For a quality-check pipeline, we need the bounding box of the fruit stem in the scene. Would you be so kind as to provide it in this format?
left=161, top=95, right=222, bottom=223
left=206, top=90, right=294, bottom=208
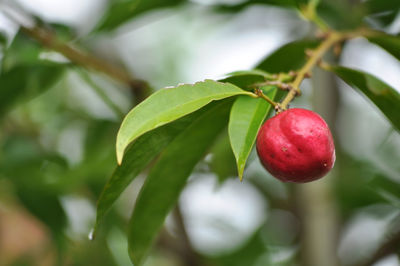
left=280, top=31, right=343, bottom=110
left=254, top=88, right=279, bottom=109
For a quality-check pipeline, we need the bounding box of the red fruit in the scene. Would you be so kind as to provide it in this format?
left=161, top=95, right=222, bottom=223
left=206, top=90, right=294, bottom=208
left=256, top=108, right=335, bottom=183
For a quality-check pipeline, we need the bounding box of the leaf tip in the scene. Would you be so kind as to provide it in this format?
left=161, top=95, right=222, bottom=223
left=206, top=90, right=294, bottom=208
left=238, top=165, right=244, bottom=182
left=116, top=148, right=124, bottom=165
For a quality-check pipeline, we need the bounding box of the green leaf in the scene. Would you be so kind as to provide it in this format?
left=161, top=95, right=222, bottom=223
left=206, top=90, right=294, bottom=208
left=226, top=69, right=275, bottom=80
left=94, top=105, right=211, bottom=235
left=256, top=40, right=319, bottom=73
left=214, top=0, right=300, bottom=12
left=317, top=0, right=364, bottom=30
left=0, top=31, right=66, bottom=116
left=128, top=100, right=232, bottom=266
left=0, top=135, right=68, bottom=241
left=116, top=79, right=252, bottom=164
left=0, top=64, right=65, bottom=115
left=329, top=66, right=400, bottom=132
left=209, top=129, right=237, bottom=184
left=368, top=34, right=400, bottom=62
left=363, top=0, right=400, bottom=26
left=229, top=87, right=278, bottom=181
left=221, top=69, right=280, bottom=91
left=0, top=31, right=7, bottom=49
left=2, top=32, right=42, bottom=70
left=364, top=0, right=400, bottom=14
left=95, top=0, right=185, bottom=32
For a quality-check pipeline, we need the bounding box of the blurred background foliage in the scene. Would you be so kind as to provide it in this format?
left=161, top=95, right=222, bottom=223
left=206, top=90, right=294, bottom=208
left=0, top=0, right=399, bottom=265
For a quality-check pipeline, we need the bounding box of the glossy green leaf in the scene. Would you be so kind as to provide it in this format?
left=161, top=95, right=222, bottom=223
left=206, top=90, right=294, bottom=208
left=128, top=100, right=232, bottom=266
left=229, top=87, right=278, bottom=181
left=329, top=66, right=400, bottom=132
left=95, top=0, right=185, bottom=32
left=368, top=34, right=400, bottom=62
left=116, top=79, right=252, bottom=164
left=94, top=106, right=210, bottom=235
left=256, top=40, right=319, bottom=73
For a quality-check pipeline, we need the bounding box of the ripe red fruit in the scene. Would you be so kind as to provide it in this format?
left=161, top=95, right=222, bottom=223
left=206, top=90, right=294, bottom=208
left=256, top=108, right=335, bottom=183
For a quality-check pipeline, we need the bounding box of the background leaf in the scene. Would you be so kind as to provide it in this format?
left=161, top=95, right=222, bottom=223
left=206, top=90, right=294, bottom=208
left=256, top=40, right=319, bottom=73
left=209, top=131, right=237, bottom=184
left=0, top=31, right=65, bottom=116
left=0, top=135, right=68, bottom=252
left=364, top=0, right=400, bottom=26
left=0, top=64, right=65, bottom=115
left=229, top=87, right=278, bottom=181
left=95, top=0, right=186, bottom=32
left=221, top=69, right=278, bottom=90
left=364, top=0, right=400, bottom=13
left=317, top=0, right=364, bottom=30
left=329, top=66, right=400, bottom=132
left=367, top=34, right=400, bottom=62
left=128, top=100, right=232, bottom=266
left=214, top=0, right=301, bottom=13
left=116, top=79, right=251, bottom=163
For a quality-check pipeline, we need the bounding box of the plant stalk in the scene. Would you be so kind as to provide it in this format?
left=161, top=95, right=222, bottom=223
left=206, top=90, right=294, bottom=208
left=280, top=31, right=343, bottom=110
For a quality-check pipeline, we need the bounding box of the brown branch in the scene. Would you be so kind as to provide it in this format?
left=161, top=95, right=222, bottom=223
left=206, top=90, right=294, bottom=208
left=2, top=4, right=149, bottom=100
left=20, top=26, right=148, bottom=94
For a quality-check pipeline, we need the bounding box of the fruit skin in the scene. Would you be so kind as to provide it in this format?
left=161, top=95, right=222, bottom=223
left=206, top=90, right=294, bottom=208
left=256, top=108, right=335, bottom=183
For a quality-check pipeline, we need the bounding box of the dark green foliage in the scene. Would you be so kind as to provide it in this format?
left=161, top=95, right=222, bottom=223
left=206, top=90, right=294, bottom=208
left=95, top=0, right=186, bottom=32
left=256, top=40, right=319, bottom=72
left=368, top=34, right=400, bottom=62
left=330, top=66, right=400, bottom=132
left=0, top=32, right=65, bottom=116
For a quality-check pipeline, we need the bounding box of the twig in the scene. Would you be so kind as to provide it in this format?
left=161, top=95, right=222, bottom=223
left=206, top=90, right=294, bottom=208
left=75, top=68, right=125, bottom=119
left=254, top=88, right=280, bottom=110
left=280, top=31, right=343, bottom=110
left=1, top=7, right=148, bottom=96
